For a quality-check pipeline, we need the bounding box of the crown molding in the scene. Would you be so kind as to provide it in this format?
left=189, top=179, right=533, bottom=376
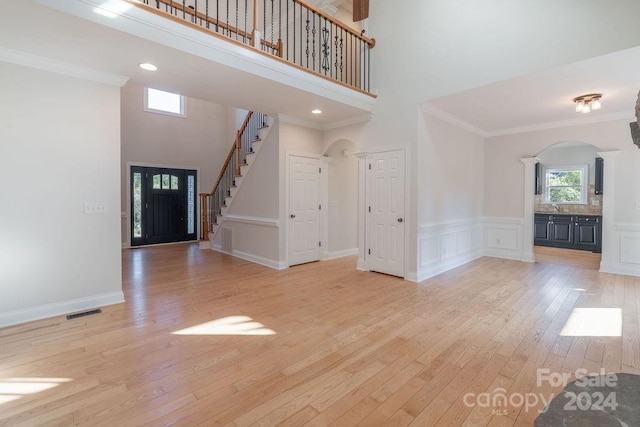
left=278, top=114, right=323, bottom=130
left=422, top=102, right=635, bottom=139
left=420, top=103, right=488, bottom=137
left=486, top=111, right=635, bottom=137
left=0, top=47, right=129, bottom=87
left=278, top=113, right=373, bottom=131
left=322, top=113, right=373, bottom=130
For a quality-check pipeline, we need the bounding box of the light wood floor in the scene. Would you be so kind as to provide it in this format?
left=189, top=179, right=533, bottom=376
left=1, top=244, right=638, bottom=426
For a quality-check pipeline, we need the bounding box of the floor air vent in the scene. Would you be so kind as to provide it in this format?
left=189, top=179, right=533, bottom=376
left=66, top=308, right=102, bottom=320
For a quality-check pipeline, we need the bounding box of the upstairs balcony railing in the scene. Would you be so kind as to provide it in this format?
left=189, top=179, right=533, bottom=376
left=133, top=0, right=375, bottom=94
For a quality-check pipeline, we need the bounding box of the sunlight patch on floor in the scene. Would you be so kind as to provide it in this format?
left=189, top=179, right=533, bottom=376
left=0, top=378, right=72, bottom=406
left=173, top=315, right=276, bottom=336
left=560, top=308, right=622, bottom=337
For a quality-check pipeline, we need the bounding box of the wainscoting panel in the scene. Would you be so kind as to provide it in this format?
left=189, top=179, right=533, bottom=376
left=484, top=217, right=525, bottom=261
left=417, top=219, right=484, bottom=282
left=601, top=223, right=640, bottom=277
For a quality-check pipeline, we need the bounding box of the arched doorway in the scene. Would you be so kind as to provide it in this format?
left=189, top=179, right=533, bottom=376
left=522, top=143, right=620, bottom=270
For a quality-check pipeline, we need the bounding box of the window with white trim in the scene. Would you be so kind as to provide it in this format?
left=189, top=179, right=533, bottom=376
left=543, top=165, right=588, bottom=204
left=144, top=87, right=186, bottom=117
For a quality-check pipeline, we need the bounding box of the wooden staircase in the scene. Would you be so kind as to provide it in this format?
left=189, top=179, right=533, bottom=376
left=199, top=111, right=272, bottom=248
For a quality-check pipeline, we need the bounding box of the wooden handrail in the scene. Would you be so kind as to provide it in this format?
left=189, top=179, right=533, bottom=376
left=201, top=111, right=256, bottom=240
left=145, top=0, right=280, bottom=51
left=210, top=141, right=237, bottom=196
left=209, top=111, right=254, bottom=195
left=127, top=0, right=374, bottom=93
left=293, top=0, right=376, bottom=48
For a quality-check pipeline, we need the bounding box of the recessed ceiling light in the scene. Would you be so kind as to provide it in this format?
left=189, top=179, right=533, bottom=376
left=138, top=62, right=158, bottom=71
left=312, top=109, right=322, bottom=114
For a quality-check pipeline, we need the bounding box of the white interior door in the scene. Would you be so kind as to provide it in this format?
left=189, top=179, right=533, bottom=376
left=368, top=150, right=405, bottom=277
left=289, top=155, right=321, bottom=266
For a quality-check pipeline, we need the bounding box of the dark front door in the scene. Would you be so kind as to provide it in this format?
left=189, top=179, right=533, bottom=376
left=131, top=166, right=197, bottom=246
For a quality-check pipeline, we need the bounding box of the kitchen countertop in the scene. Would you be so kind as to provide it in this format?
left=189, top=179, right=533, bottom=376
left=535, top=212, right=601, bottom=216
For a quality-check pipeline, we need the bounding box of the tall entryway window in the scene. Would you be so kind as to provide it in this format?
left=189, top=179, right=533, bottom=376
left=131, top=166, right=197, bottom=246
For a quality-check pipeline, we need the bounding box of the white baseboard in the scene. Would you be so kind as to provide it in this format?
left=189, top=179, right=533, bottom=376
left=483, top=248, right=526, bottom=262
left=417, top=252, right=483, bottom=282
left=600, top=261, right=640, bottom=277
left=0, top=291, right=125, bottom=329
left=325, top=248, right=359, bottom=260
left=405, top=271, right=419, bottom=283
left=212, top=245, right=287, bottom=270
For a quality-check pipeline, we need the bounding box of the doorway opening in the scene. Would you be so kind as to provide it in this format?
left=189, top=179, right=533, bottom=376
left=532, top=142, right=603, bottom=264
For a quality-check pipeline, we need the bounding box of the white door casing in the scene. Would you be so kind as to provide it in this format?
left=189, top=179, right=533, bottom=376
left=288, top=155, right=321, bottom=266
left=368, top=150, right=405, bottom=277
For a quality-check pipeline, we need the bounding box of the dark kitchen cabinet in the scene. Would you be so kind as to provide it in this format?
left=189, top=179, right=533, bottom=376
left=534, top=214, right=551, bottom=242
left=535, top=162, right=542, bottom=195
left=534, top=214, right=601, bottom=253
left=595, top=157, right=604, bottom=195
left=575, top=216, right=602, bottom=252
left=550, top=215, right=574, bottom=245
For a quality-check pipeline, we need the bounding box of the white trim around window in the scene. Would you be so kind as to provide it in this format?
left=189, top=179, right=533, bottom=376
left=143, top=87, right=186, bottom=118
left=542, top=164, right=588, bottom=205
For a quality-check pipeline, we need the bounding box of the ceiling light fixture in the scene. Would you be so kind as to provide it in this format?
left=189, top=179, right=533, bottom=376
left=574, top=93, right=602, bottom=114
left=138, top=62, right=158, bottom=71
left=312, top=109, right=322, bottom=114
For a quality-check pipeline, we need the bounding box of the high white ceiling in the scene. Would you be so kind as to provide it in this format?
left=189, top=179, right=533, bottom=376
left=0, top=0, right=371, bottom=127
left=425, top=46, right=640, bottom=136
left=3, top=1, right=638, bottom=135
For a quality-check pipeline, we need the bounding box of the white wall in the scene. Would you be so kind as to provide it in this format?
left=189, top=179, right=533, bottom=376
left=485, top=120, right=637, bottom=219
left=324, top=140, right=358, bottom=256
left=420, top=112, right=484, bottom=224
left=484, top=118, right=640, bottom=275
left=416, top=112, right=485, bottom=280
left=0, top=62, right=124, bottom=327
left=220, top=120, right=281, bottom=267
left=321, top=0, right=640, bottom=280
left=120, top=84, right=232, bottom=245
left=278, top=121, right=325, bottom=263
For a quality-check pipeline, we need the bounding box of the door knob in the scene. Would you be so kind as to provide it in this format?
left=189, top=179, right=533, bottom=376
left=290, top=214, right=296, bottom=218
left=397, top=218, right=403, bottom=223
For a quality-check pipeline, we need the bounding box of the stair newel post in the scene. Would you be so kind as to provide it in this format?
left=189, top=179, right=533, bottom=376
left=252, top=0, right=260, bottom=48
left=200, top=193, right=209, bottom=241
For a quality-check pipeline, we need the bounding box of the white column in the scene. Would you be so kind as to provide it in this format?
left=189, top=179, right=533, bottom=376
left=355, top=152, right=369, bottom=271
left=597, top=150, right=621, bottom=272
left=320, top=157, right=332, bottom=261
left=520, top=157, right=539, bottom=263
